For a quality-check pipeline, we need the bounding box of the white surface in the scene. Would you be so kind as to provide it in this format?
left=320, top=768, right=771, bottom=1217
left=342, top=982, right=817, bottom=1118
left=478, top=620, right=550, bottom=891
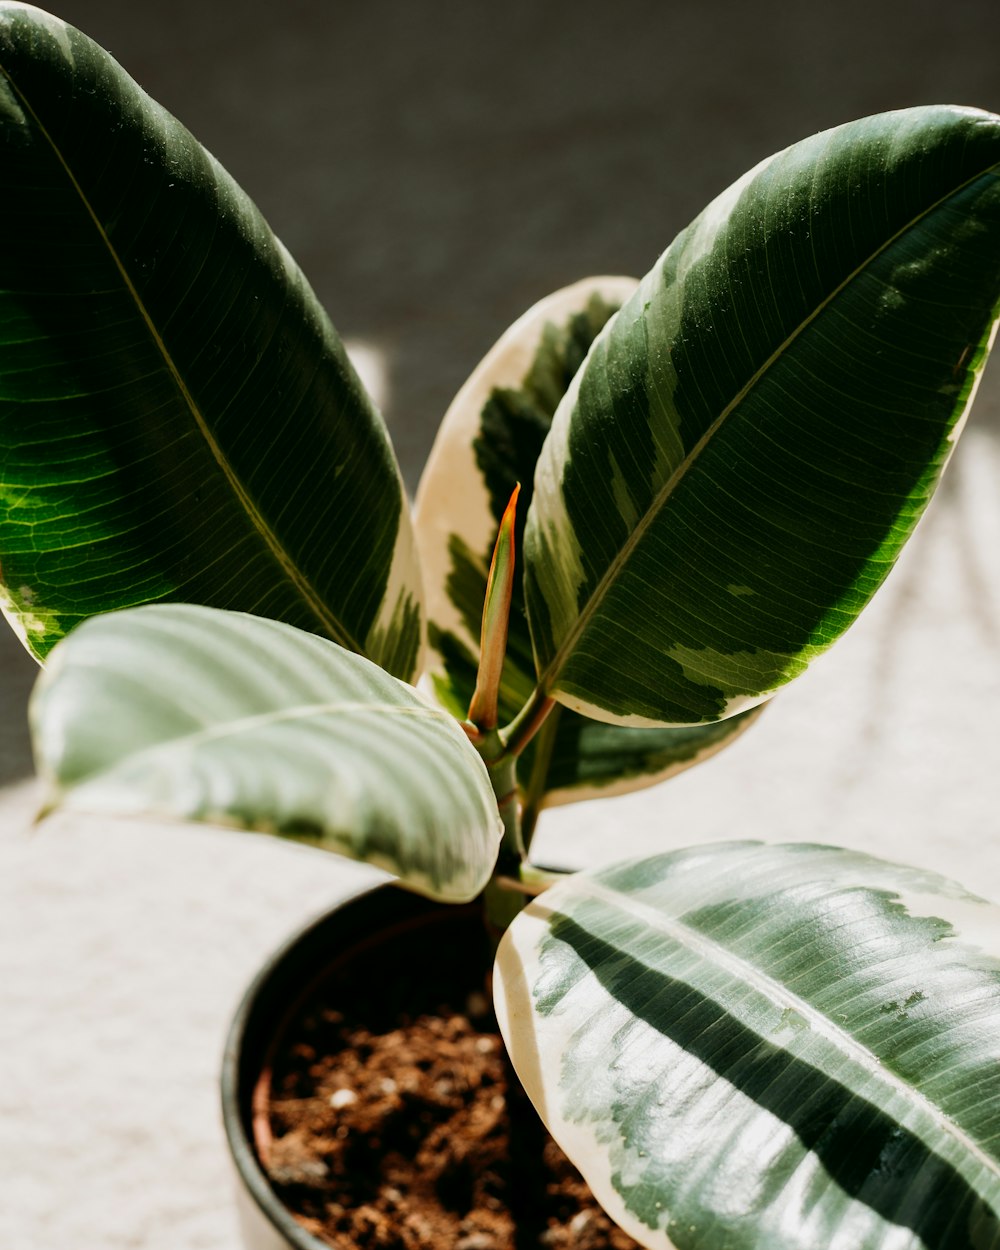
left=0, top=794, right=386, bottom=1250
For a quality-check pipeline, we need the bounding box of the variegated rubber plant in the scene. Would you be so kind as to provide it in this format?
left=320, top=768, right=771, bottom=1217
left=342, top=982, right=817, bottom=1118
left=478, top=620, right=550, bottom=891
left=3, top=5, right=1000, bottom=1247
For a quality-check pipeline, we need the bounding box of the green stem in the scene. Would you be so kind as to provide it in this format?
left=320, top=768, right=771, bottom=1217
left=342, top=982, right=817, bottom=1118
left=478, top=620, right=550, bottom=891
left=500, top=862, right=573, bottom=894
left=483, top=875, right=528, bottom=934
left=520, top=701, right=562, bottom=852
left=473, top=688, right=563, bottom=930
left=493, top=754, right=524, bottom=864
left=483, top=864, right=571, bottom=939
left=500, top=686, right=556, bottom=759
left=470, top=726, right=527, bottom=929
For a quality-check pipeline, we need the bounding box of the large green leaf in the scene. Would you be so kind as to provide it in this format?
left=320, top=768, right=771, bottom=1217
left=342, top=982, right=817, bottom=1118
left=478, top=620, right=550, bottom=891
left=524, top=106, right=1000, bottom=727
left=0, top=4, right=422, bottom=679
left=495, top=843, right=1000, bottom=1249
left=31, top=605, right=501, bottom=902
left=414, top=278, right=762, bottom=817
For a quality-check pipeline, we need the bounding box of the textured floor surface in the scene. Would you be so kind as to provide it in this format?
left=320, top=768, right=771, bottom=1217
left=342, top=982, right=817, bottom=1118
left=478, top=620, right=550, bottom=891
left=2, top=1, right=1000, bottom=1247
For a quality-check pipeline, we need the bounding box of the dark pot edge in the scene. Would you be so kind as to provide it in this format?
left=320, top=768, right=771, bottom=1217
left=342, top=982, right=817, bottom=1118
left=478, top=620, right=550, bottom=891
left=221, top=878, right=391, bottom=1250
left=220, top=879, right=479, bottom=1250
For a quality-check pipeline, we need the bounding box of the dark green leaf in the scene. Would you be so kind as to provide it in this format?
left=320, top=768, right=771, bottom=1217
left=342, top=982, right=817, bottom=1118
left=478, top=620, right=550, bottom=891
left=524, top=106, right=1000, bottom=725
left=0, top=4, right=422, bottom=678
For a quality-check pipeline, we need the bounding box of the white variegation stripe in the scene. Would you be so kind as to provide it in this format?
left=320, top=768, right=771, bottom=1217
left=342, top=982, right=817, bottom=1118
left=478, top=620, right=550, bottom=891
left=524, top=295, right=622, bottom=666
left=414, top=277, right=638, bottom=670
left=498, top=896, right=871, bottom=1250
left=496, top=845, right=1000, bottom=1249
left=556, top=876, right=997, bottom=1175
left=679, top=150, right=781, bottom=273
left=21, top=3, right=73, bottom=62
left=538, top=703, right=764, bottom=808
left=499, top=880, right=1000, bottom=1194
left=0, top=582, right=53, bottom=650
left=549, top=684, right=771, bottom=731
left=498, top=893, right=838, bottom=1250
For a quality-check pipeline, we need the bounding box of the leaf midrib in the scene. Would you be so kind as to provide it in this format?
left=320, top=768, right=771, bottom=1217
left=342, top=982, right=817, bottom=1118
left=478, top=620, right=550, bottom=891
left=571, top=876, right=1000, bottom=1181
left=0, top=54, right=361, bottom=656
left=537, top=156, right=1000, bottom=695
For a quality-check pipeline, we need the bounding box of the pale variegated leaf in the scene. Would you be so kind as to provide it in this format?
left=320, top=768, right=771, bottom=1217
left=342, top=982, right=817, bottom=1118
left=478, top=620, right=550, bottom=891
left=496, top=842, right=1000, bottom=1250
left=414, top=277, right=761, bottom=817
left=31, top=605, right=501, bottom=902
left=535, top=702, right=764, bottom=809
left=524, top=106, right=1000, bottom=727
left=415, top=276, right=636, bottom=718
left=0, top=4, right=422, bottom=679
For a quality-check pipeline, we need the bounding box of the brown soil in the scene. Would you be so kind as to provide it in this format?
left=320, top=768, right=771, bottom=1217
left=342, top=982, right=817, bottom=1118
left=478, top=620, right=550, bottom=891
left=258, top=907, right=641, bottom=1250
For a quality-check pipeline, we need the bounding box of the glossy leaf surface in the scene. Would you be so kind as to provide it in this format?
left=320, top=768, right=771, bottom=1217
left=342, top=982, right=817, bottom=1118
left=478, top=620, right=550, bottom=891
left=416, top=277, right=635, bottom=718
left=414, top=278, right=760, bottom=814
left=31, top=605, right=501, bottom=901
left=496, top=842, right=1000, bottom=1249
left=533, top=705, right=762, bottom=808
left=0, top=4, right=422, bottom=678
left=524, top=106, right=1000, bottom=726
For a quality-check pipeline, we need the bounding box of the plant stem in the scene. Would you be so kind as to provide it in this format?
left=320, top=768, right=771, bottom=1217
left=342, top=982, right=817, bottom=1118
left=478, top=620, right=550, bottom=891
left=470, top=726, right=526, bottom=929
left=519, top=701, right=562, bottom=852
left=494, top=863, right=571, bottom=896
left=472, top=684, right=560, bottom=930
left=491, top=751, right=524, bottom=866
left=470, top=720, right=522, bottom=855
left=500, top=685, right=555, bottom=759
left=484, top=862, right=572, bottom=939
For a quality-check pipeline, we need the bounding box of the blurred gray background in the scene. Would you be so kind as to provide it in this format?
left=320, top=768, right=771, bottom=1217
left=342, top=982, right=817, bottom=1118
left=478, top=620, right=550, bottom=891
left=2, top=2, right=999, bottom=1247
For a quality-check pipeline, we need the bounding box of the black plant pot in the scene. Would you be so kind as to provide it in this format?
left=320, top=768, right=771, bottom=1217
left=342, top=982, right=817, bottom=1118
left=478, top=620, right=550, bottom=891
left=220, top=882, right=485, bottom=1250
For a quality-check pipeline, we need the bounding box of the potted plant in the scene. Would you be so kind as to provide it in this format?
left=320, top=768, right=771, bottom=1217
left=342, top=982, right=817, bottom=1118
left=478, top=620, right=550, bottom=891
left=3, top=3, right=1000, bottom=1247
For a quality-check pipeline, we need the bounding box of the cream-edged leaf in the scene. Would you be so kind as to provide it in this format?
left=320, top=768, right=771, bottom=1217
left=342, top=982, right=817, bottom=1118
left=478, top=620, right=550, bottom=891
left=415, top=275, right=636, bottom=714
left=533, top=702, right=765, bottom=810
left=31, top=605, right=501, bottom=902
left=524, top=106, right=1000, bottom=726
left=415, top=277, right=763, bottom=817
left=496, top=842, right=1000, bottom=1249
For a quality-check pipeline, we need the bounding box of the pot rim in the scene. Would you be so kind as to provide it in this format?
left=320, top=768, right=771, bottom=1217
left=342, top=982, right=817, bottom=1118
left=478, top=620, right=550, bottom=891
left=221, top=878, right=387, bottom=1250
left=220, top=880, right=483, bottom=1250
